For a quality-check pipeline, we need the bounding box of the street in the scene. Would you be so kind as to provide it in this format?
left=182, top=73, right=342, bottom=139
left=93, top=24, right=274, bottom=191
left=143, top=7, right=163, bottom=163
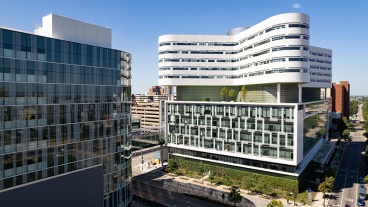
left=329, top=124, right=367, bottom=206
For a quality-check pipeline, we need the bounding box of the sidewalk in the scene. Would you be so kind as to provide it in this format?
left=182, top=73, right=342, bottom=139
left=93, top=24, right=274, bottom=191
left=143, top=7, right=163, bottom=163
left=135, top=163, right=327, bottom=207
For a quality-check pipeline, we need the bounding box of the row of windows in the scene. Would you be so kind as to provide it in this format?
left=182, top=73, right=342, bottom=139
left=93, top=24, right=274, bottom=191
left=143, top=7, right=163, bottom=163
left=159, top=42, right=238, bottom=47
left=310, top=51, right=332, bottom=58
left=0, top=29, right=129, bottom=69
left=168, top=135, right=294, bottom=159
left=310, top=79, right=331, bottom=83
left=289, top=24, right=310, bottom=29
left=309, top=58, right=332, bottom=64
left=271, top=35, right=309, bottom=41
left=159, top=22, right=310, bottom=48
left=159, top=35, right=310, bottom=57
left=169, top=152, right=295, bottom=173
left=159, top=58, right=236, bottom=63
left=160, top=67, right=237, bottom=71
left=160, top=57, right=310, bottom=64
left=310, top=72, right=331, bottom=77
left=0, top=85, right=131, bottom=105
left=265, top=24, right=286, bottom=33
left=272, top=46, right=309, bottom=52
left=168, top=104, right=295, bottom=120
left=310, top=65, right=332, bottom=70
left=159, top=45, right=311, bottom=64
left=159, top=67, right=308, bottom=79
left=159, top=50, right=235, bottom=55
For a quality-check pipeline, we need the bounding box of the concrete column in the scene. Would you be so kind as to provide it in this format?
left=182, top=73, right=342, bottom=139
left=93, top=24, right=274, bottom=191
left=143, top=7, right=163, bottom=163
left=298, top=83, right=302, bottom=103
left=277, top=83, right=281, bottom=103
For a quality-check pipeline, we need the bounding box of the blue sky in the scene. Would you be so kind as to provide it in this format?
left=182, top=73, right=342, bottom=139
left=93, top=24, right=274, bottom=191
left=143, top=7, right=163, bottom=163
left=0, top=0, right=367, bottom=95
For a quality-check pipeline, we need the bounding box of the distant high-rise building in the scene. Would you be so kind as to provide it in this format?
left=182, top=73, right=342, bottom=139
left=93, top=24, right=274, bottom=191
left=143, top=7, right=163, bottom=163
left=159, top=13, right=332, bottom=181
left=134, top=86, right=168, bottom=103
left=132, top=86, right=167, bottom=129
left=0, top=14, right=132, bottom=207
left=132, top=102, right=162, bottom=128
left=331, top=81, right=350, bottom=119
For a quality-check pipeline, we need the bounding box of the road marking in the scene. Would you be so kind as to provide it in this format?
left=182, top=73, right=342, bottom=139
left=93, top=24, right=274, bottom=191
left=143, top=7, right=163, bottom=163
left=340, top=168, right=349, bottom=207
left=345, top=198, right=353, bottom=202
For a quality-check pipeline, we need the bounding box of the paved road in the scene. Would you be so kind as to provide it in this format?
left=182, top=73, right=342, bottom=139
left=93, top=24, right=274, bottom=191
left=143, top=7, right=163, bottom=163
left=328, top=125, right=367, bottom=206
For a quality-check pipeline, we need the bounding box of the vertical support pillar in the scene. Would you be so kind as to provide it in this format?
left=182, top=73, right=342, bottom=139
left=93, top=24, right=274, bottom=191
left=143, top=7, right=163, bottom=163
left=298, top=83, right=302, bottom=103
left=170, top=86, right=174, bottom=101
left=277, top=83, right=281, bottom=103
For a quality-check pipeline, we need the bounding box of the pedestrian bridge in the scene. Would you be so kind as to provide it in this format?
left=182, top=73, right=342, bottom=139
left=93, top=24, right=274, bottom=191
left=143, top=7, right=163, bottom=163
left=131, top=144, right=167, bottom=158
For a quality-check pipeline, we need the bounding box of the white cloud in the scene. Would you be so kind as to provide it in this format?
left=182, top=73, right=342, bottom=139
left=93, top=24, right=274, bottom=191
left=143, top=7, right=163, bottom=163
left=292, top=3, right=301, bottom=8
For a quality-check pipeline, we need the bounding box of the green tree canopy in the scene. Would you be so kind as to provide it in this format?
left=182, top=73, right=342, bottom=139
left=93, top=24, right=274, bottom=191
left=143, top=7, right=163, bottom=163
left=228, top=89, right=236, bottom=101
left=350, top=100, right=359, bottom=117
left=228, top=186, right=242, bottom=207
left=318, top=176, right=335, bottom=207
left=364, top=175, right=368, bottom=184
left=240, top=86, right=247, bottom=102
left=347, top=122, right=355, bottom=130
left=342, top=129, right=350, bottom=140
left=220, top=87, right=228, bottom=101
left=267, top=199, right=284, bottom=207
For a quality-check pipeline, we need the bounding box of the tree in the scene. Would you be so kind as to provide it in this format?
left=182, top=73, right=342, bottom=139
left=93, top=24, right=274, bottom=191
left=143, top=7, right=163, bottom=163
left=347, top=122, right=355, bottom=131
left=342, top=129, right=350, bottom=141
left=318, top=176, right=335, bottom=207
left=325, top=166, right=336, bottom=177
left=365, top=146, right=368, bottom=155
left=364, top=175, right=368, bottom=184
left=350, top=100, right=359, bottom=117
left=337, top=117, right=348, bottom=133
left=267, top=199, right=284, bottom=207
left=228, top=89, right=236, bottom=101
left=228, top=186, right=242, bottom=207
left=240, top=86, right=247, bottom=102
left=165, top=158, right=179, bottom=172
left=220, top=87, right=228, bottom=101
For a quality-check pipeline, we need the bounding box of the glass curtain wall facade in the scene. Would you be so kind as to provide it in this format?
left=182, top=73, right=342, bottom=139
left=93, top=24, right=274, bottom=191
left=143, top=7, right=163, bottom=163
left=0, top=28, right=132, bottom=207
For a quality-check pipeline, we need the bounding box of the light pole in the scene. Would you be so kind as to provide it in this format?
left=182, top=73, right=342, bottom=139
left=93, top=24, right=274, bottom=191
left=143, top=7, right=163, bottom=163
left=291, top=189, right=296, bottom=206
left=200, top=161, right=204, bottom=184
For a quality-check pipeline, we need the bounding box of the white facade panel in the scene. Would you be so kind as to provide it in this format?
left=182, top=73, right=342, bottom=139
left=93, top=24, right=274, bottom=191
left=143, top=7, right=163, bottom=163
left=35, top=14, right=112, bottom=48
left=158, top=13, right=332, bottom=90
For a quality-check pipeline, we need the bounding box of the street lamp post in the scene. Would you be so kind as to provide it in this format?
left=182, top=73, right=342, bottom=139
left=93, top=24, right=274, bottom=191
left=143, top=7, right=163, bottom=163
left=291, top=189, right=296, bottom=206
left=200, top=161, right=204, bottom=184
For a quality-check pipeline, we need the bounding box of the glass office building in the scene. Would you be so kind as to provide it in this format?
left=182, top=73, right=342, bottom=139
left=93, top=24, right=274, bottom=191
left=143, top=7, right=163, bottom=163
left=0, top=26, right=132, bottom=206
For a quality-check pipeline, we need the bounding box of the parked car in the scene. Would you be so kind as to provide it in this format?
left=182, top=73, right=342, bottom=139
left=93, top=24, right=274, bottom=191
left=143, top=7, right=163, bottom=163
left=358, top=197, right=365, bottom=206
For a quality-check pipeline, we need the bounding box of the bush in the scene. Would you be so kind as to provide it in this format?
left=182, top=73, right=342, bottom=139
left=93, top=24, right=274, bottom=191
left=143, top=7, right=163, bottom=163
left=170, top=157, right=299, bottom=195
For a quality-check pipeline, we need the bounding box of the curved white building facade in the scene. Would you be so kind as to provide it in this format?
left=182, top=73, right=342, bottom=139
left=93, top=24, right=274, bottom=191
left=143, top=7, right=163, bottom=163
left=158, top=13, right=331, bottom=95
